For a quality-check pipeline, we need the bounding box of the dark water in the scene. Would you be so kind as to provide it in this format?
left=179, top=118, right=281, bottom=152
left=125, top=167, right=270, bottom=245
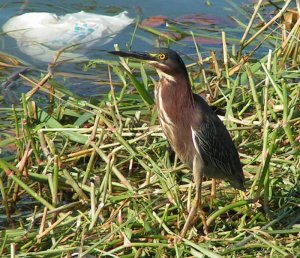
left=0, top=0, right=251, bottom=103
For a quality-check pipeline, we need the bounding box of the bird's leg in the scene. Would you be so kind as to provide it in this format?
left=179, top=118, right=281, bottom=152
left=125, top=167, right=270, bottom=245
left=209, top=178, right=216, bottom=208
left=195, top=162, right=208, bottom=235
left=181, top=194, right=198, bottom=237
left=181, top=156, right=208, bottom=237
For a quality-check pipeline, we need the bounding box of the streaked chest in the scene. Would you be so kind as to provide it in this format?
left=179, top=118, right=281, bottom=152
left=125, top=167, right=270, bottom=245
left=154, top=78, right=195, bottom=162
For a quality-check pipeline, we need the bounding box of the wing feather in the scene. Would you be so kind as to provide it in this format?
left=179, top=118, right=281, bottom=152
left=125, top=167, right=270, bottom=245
left=191, top=115, right=239, bottom=178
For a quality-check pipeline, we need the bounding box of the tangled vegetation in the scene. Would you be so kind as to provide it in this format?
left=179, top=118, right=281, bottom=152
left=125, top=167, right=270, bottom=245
left=0, top=1, right=299, bottom=257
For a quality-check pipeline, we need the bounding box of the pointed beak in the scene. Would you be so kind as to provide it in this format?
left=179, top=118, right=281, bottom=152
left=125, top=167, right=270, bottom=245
left=109, top=50, right=157, bottom=61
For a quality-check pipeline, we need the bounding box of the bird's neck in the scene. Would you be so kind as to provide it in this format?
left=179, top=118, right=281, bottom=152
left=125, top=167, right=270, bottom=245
left=156, top=75, right=195, bottom=115
left=156, top=72, right=194, bottom=108
left=155, top=74, right=196, bottom=167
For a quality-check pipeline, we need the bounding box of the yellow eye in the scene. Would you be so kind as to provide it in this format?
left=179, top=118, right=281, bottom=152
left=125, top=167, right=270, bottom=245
left=159, top=54, right=166, bottom=60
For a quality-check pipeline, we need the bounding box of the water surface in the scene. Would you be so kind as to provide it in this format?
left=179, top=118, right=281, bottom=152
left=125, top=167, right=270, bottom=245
left=0, top=0, right=250, bottom=102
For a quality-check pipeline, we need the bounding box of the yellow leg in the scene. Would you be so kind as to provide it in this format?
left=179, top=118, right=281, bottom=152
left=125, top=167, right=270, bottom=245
left=181, top=197, right=198, bottom=237
left=197, top=170, right=208, bottom=235
left=181, top=156, right=208, bottom=237
left=210, top=178, right=216, bottom=208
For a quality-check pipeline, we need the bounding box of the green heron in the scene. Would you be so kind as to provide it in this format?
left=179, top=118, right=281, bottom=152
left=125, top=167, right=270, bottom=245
left=110, top=48, right=245, bottom=236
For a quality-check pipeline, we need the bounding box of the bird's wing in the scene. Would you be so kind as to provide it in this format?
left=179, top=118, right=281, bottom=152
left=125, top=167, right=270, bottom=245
left=191, top=115, right=239, bottom=178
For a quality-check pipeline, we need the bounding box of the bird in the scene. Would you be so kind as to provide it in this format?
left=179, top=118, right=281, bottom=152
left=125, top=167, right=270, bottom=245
left=109, top=48, right=245, bottom=236
left=2, top=11, right=134, bottom=62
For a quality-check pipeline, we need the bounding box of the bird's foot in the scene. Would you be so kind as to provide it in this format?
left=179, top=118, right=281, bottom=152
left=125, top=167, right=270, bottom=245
left=198, top=208, right=209, bottom=235
left=180, top=201, right=209, bottom=237
left=180, top=204, right=198, bottom=238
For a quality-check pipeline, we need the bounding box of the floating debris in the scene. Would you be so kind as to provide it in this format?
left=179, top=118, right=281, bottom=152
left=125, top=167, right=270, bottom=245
left=2, top=11, right=134, bottom=62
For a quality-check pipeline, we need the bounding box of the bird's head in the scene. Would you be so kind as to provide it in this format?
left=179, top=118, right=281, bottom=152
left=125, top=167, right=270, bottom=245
left=109, top=48, right=189, bottom=82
